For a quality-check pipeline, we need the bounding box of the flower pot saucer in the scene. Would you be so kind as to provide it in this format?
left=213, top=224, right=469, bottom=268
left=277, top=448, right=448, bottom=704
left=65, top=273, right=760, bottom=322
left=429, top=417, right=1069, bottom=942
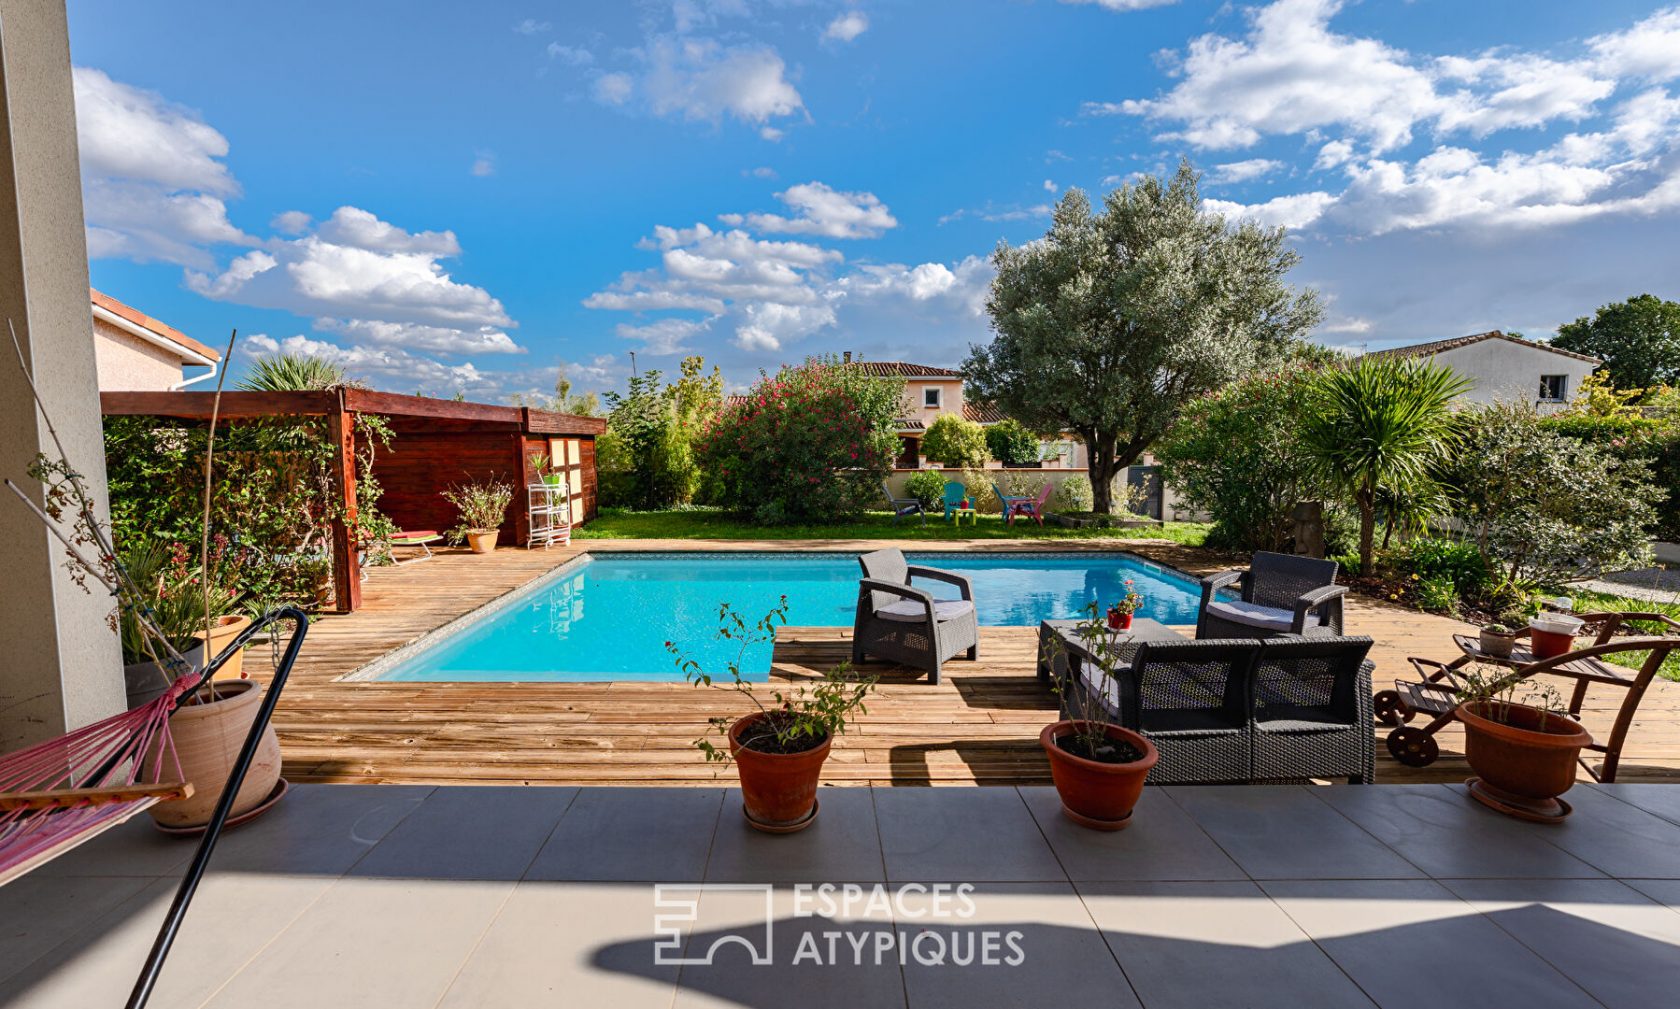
left=1465, top=777, right=1572, bottom=824
left=1059, top=803, right=1134, bottom=832
left=743, top=798, right=818, bottom=834
left=155, top=777, right=289, bottom=837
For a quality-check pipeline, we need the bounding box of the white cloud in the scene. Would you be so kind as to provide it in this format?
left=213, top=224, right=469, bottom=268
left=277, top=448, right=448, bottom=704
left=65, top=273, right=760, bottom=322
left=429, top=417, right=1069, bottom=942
left=241, top=333, right=495, bottom=393
left=1204, top=191, right=1336, bottom=229
left=1210, top=158, right=1283, bottom=183
left=318, top=318, right=522, bottom=356
left=1433, top=53, right=1613, bottom=136
left=546, top=43, right=594, bottom=67
left=1314, top=139, right=1354, bottom=170
left=745, top=165, right=778, bottom=179
left=717, top=182, right=897, bottom=238
left=641, top=37, right=804, bottom=125
left=1043, top=179, right=1058, bottom=193
left=72, top=67, right=252, bottom=267
left=592, top=72, right=634, bottom=106
left=937, top=203, right=1053, bottom=225
left=270, top=210, right=312, bottom=235
left=471, top=152, right=495, bottom=177
left=1589, top=7, right=1680, bottom=82
left=615, top=317, right=712, bottom=354
left=1060, top=0, right=1181, bottom=10
left=759, top=126, right=784, bottom=142
left=513, top=19, right=551, bottom=35
left=313, top=206, right=460, bottom=256
left=822, top=12, right=869, bottom=44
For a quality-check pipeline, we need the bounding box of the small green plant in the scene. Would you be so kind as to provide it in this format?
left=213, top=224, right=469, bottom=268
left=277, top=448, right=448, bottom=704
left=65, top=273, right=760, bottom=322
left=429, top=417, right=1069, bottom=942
left=236, top=352, right=352, bottom=391
left=1040, top=601, right=1149, bottom=764
left=1108, top=579, right=1143, bottom=619
left=1482, top=622, right=1515, bottom=636
left=905, top=470, right=949, bottom=509
left=1053, top=475, right=1093, bottom=512
left=669, top=596, right=876, bottom=762
left=441, top=479, right=514, bottom=541
left=1455, top=662, right=1567, bottom=727
left=528, top=451, right=552, bottom=476
left=1417, top=574, right=1460, bottom=614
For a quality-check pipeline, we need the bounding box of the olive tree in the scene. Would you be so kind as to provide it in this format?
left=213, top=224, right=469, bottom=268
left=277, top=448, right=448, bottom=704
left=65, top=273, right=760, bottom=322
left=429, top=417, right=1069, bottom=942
left=964, top=162, right=1321, bottom=513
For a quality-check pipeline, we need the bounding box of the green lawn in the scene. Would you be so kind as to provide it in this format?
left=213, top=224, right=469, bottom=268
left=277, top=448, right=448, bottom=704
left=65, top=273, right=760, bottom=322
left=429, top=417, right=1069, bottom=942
left=1564, top=588, right=1680, bottom=682
left=575, top=506, right=1211, bottom=546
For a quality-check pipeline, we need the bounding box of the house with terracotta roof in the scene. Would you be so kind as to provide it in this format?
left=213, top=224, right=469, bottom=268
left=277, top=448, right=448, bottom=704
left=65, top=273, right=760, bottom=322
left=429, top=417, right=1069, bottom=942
left=1365, top=331, right=1599, bottom=414
left=90, top=288, right=220, bottom=391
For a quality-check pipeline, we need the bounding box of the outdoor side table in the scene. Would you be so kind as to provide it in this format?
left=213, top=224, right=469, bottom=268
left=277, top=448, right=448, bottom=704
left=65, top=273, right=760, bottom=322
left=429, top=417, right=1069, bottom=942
left=1036, top=617, right=1184, bottom=685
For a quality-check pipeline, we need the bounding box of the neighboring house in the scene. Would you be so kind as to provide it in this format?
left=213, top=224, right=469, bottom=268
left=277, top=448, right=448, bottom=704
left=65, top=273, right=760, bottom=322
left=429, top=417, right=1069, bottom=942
left=1365, top=331, right=1599, bottom=414
left=90, top=288, right=220, bottom=391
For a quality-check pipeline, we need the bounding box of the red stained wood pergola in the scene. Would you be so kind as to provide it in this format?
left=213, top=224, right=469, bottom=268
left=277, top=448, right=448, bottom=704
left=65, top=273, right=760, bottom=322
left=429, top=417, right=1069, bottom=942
left=100, top=388, right=605, bottom=613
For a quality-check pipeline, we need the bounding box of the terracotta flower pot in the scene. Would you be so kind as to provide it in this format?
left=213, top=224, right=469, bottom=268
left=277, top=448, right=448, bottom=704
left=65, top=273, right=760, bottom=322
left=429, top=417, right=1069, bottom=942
left=465, top=529, right=500, bottom=554
left=1456, top=700, right=1591, bottom=822
left=728, top=712, right=832, bottom=833
left=193, top=613, right=252, bottom=681
left=144, top=679, right=283, bottom=829
left=1040, top=721, right=1159, bottom=830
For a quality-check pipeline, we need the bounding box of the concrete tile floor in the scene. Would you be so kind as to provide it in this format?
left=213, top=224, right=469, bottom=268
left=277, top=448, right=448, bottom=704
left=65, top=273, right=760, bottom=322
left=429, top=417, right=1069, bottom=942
left=3, top=782, right=1680, bottom=1008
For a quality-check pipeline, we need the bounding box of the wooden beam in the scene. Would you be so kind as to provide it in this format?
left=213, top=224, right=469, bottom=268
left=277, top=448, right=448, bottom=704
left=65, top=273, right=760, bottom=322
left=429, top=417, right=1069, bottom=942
left=101, top=390, right=338, bottom=420
left=0, top=781, right=192, bottom=811
left=523, top=407, right=607, bottom=436
left=327, top=392, right=361, bottom=613
left=341, top=388, right=522, bottom=426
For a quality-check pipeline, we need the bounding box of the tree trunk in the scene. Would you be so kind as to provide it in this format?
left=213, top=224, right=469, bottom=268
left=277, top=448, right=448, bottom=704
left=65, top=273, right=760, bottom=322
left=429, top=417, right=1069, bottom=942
left=1357, top=489, right=1376, bottom=576
left=1088, top=433, right=1119, bottom=515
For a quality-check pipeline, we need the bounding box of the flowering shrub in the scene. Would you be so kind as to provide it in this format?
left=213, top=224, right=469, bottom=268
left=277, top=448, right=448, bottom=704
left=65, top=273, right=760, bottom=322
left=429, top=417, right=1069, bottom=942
left=904, top=470, right=950, bottom=509
left=696, top=358, right=903, bottom=523
left=920, top=413, right=989, bottom=468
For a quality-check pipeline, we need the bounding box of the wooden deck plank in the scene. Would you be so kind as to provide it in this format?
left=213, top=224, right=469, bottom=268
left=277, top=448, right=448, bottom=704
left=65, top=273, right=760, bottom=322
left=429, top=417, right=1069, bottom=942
left=258, top=539, right=1680, bottom=786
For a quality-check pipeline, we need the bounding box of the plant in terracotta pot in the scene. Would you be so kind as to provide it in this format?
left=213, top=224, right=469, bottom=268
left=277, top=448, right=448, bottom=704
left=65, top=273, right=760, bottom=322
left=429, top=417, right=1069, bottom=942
left=117, top=539, right=244, bottom=708
left=1477, top=622, right=1519, bottom=660
left=669, top=596, right=876, bottom=833
left=442, top=479, right=514, bottom=553
left=1040, top=603, right=1159, bottom=830
left=1455, top=666, right=1590, bottom=823
left=1106, top=580, right=1143, bottom=631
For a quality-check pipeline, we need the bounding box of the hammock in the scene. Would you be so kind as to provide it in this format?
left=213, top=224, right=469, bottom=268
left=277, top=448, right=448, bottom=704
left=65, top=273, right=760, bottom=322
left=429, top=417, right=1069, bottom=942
left=0, top=607, right=308, bottom=1009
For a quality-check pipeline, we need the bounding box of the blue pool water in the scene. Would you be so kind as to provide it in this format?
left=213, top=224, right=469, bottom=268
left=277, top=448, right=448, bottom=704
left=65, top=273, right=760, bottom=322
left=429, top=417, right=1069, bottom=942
left=373, top=552, right=1202, bottom=683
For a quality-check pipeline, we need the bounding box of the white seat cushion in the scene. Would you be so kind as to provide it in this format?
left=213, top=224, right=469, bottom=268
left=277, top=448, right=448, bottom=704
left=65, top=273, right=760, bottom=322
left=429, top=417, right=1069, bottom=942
left=875, top=598, right=975, bottom=623
left=1206, top=599, right=1297, bottom=632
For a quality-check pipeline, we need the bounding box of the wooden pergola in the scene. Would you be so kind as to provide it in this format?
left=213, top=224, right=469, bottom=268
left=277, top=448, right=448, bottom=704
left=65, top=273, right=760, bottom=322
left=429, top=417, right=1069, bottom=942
left=101, top=388, right=605, bottom=613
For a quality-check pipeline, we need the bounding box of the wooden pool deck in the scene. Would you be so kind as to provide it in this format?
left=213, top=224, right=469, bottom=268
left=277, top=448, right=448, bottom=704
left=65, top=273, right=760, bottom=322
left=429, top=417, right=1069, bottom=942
left=266, top=540, right=1680, bottom=786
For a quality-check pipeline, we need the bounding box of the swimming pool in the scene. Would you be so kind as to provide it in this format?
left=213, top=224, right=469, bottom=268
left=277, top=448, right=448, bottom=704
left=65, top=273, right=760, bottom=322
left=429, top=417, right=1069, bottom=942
left=365, top=551, right=1203, bottom=683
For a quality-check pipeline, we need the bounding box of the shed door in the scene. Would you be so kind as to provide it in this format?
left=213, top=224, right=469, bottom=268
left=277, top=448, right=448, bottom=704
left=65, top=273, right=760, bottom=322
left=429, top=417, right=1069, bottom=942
left=549, top=437, right=586, bottom=523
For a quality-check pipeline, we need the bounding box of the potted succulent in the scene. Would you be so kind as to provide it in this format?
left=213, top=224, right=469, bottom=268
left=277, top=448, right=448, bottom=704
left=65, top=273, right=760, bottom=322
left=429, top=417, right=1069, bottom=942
left=1039, top=603, right=1159, bottom=830
left=1106, top=580, right=1143, bottom=631
left=669, top=596, right=876, bottom=833
left=442, top=479, right=514, bottom=553
left=1478, top=622, right=1519, bottom=659
left=1455, top=668, right=1590, bottom=822
left=529, top=451, right=565, bottom=488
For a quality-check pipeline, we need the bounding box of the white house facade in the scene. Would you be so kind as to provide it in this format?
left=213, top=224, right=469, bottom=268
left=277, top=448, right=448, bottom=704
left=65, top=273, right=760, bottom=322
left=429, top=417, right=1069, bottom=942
left=1366, top=331, right=1600, bottom=414
left=90, top=288, right=220, bottom=391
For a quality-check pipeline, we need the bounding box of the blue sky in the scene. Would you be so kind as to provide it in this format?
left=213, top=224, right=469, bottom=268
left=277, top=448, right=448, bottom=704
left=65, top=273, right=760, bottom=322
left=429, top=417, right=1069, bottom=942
left=69, top=0, right=1680, bottom=398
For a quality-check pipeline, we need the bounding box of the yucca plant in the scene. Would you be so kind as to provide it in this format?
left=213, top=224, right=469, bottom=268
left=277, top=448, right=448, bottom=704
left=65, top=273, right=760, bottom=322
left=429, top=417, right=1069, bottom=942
left=237, top=352, right=349, bottom=391
left=1301, top=356, right=1469, bottom=575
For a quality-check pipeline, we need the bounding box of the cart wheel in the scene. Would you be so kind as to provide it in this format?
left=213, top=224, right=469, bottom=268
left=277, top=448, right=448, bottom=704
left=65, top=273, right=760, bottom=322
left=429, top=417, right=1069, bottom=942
left=1373, top=690, right=1410, bottom=727
left=1386, top=727, right=1439, bottom=767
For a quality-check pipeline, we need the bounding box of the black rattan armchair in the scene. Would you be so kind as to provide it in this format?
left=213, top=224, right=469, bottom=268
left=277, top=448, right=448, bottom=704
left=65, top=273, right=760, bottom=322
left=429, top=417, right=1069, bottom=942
left=1197, top=551, right=1345, bottom=639
left=851, top=548, right=979, bottom=684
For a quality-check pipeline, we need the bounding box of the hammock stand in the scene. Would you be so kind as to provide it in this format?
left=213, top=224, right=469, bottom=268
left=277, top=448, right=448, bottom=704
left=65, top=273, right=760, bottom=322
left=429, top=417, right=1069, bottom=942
left=0, top=606, right=308, bottom=1009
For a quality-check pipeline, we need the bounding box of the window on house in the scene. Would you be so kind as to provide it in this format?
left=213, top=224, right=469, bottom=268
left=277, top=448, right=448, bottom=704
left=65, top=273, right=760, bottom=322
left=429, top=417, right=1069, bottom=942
left=923, top=387, right=942, bottom=409
left=1538, top=375, right=1568, bottom=402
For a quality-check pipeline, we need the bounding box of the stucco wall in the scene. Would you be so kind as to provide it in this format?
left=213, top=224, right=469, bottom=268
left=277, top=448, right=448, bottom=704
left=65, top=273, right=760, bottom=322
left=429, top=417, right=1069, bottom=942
left=92, top=316, right=187, bottom=390
left=899, top=377, right=964, bottom=427
left=1432, top=342, right=1596, bottom=413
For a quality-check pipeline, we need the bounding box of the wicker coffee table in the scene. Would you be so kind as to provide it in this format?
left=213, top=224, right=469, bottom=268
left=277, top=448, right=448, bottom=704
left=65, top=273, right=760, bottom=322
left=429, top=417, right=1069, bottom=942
left=1036, top=617, right=1184, bottom=685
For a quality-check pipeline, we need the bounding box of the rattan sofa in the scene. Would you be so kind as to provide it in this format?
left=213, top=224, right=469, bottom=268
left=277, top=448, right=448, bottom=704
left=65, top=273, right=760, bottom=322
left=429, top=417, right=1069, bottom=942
left=852, top=548, right=979, bottom=684
left=1054, top=634, right=1375, bottom=784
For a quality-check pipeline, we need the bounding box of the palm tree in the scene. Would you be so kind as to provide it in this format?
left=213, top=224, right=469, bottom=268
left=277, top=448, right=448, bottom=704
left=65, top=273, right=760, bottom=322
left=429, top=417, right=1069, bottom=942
left=236, top=352, right=349, bottom=391
left=1301, top=356, right=1469, bottom=574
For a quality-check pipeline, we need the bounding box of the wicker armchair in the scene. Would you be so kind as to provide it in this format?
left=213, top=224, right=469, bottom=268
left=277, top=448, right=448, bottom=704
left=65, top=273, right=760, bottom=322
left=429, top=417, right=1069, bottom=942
left=1197, top=551, right=1345, bottom=639
left=1060, top=638, right=1261, bottom=785
left=1251, top=636, right=1375, bottom=784
left=851, top=548, right=979, bottom=684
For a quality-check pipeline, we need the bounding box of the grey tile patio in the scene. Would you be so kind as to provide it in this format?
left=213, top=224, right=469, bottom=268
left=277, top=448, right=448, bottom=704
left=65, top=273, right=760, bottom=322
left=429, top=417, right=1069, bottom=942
left=1020, top=785, right=1247, bottom=882
left=1166, top=785, right=1423, bottom=880
left=1079, top=880, right=1375, bottom=1009
left=200, top=876, right=512, bottom=1009
left=874, top=786, right=1064, bottom=882
left=1310, top=784, right=1605, bottom=878
left=28, top=814, right=193, bottom=879
left=1534, top=784, right=1680, bottom=878
left=524, top=786, right=725, bottom=882
left=1440, top=877, right=1680, bottom=1009
left=350, top=785, right=576, bottom=881
left=207, top=782, right=432, bottom=876
left=1263, top=879, right=1601, bottom=1009
left=0, top=874, right=155, bottom=987
left=899, top=881, right=1137, bottom=1009
left=705, top=787, right=886, bottom=882
left=437, top=881, right=682, bottom=1009
left=1592, top=782, right=1680, bottom=826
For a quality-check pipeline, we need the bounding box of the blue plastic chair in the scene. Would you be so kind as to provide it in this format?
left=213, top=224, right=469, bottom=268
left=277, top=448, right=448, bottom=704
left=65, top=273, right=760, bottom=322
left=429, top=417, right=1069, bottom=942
left=941, top=481, right=967, bottom=521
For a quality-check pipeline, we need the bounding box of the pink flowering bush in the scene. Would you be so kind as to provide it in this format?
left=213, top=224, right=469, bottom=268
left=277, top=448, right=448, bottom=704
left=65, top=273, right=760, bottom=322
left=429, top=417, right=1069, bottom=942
left=696, top=357, right=903, bottom=523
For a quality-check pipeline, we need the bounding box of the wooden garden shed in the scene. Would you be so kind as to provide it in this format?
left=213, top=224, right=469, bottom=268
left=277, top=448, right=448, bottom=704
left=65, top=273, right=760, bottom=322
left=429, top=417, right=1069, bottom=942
left=101, top=387, right=605, bottom=613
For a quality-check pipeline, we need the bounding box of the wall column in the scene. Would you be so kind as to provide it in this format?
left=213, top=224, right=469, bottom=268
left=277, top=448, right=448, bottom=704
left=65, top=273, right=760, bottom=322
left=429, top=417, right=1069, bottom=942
left=0, top=1, right=125, bottom=751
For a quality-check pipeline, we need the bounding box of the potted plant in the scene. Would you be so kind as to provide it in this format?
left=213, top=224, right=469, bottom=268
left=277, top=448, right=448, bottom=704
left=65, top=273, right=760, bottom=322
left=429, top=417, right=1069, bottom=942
left=529, top=451, right=565, bottom=488
left=1106, top=580, right=1143, bottom=631
left=1478, top=622, right=1519, bottom=659
left=118, top=540, right=243, bottom=708
left=1528, top=612, right=1584, bottom=660
left=1455, top=668, right=1591, bottom=822
left=669, top=597, right=876, bottom=833
left=442, top=479, right=514, bottom=553
left=1039, top=603, right=1159, bottom=830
